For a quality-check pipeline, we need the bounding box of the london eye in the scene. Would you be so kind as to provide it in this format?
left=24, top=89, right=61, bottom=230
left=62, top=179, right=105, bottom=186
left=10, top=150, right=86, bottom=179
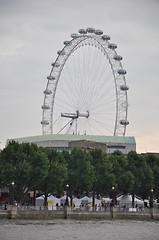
left=41, top=28, right=129, bottom=136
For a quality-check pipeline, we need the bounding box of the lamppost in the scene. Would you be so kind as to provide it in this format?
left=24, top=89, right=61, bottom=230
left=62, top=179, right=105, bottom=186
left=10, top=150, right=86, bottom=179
left=150, top=189, right=154, bottom=219
left=11, top=181, right=15, bottom=205
left=66, top=184, right=69, bottom=206
left=110, top=186, right=116, bottom=218
left=112, top=186, right=115, bottom=207
left=11, top=180, right=17, bottom=219
left=150, top=189, right=154, bottom=208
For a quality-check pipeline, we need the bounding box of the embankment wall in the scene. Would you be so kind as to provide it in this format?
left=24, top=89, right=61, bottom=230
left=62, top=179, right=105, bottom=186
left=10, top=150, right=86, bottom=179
left=0, top=207, right=159, bottom=221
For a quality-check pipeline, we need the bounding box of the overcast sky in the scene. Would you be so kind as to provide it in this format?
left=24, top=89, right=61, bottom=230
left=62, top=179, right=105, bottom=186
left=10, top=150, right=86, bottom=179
left=0, top=0, right=159, bottom=153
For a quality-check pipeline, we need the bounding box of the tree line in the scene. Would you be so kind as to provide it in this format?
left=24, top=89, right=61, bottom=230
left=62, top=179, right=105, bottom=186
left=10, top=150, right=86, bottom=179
left=0, top=141, right=159, bottom=206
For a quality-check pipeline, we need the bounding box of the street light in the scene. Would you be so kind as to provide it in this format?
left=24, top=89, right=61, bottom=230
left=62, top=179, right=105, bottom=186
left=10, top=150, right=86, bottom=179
left=112, top=186, right=115, bottom=206
left=66, top=184, right=69, bottom=206
left=11, top=181, right=15, bottom=205
left=150, top=189, right=154, bottom=208
left=110, top=186, right=116, bottom=218
left=150, top=189, right=154, bottom=219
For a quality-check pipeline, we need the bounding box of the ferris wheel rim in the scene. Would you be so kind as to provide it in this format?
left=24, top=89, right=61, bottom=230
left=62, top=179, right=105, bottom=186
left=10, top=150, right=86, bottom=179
left=41, top=28, right=129, bottom=136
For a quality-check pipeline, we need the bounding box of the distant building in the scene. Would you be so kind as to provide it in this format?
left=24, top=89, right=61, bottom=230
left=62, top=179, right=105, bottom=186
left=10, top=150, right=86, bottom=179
left=6, top=134, right=136, bottom=154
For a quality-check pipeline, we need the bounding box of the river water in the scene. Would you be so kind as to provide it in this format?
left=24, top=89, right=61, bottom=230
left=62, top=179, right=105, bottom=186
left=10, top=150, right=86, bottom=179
left=0, top=219, right=158, bottom=240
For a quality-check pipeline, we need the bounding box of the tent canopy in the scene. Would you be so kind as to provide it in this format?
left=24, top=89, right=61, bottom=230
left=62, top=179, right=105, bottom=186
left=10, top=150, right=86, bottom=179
left=60, top=195, right=71, bottom=205
left=47, top=195, right=60, bottom=206
left=80, top=196, right=91, bottom=201
left=117, top=194, right=144, bottom=206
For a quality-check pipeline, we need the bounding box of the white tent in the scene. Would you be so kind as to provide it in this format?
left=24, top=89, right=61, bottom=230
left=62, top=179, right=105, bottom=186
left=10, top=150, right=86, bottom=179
left=102, top=197, right=111, bottom=203
left=80, top=196, right=91, bottom=201
left=48, top=195, right=60, bottom=205
left=80, top=196, right=92, bottom=206
left=79, top=196, right=101, bottom=207
left=117, top=194, right=144, bottom=207
left=73, top=197, right=81, bottom=207
left=47, top=195, right=60, bottom=210
left=36, top=195, right=61, bottom=210
left=60, top=195, right=71, bottom=206
left=35, top=195, right=44, bottom=206
left=95, top=198, right=101, bottom=206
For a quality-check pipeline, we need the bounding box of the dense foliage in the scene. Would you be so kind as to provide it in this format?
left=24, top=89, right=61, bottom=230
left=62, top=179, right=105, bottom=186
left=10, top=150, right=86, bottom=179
left=0, top=141, right=158, bottom=205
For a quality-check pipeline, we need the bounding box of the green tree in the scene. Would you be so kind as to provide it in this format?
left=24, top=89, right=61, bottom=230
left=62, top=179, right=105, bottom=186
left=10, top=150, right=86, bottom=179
left=27, top=144, right=49, bottom=205
left=55, top=152, right=68, bottom=195
left=145, top=153, right=159, bottom=201
left=109, top=151, right=134, bottom=195
left=90, top=148, right=115, bottom=207
left=0, top=150, right=5, bottom=187
left=0, top=141, right=32, bottom=203
left=41, top=149, right=68, bottom=205
left=67, top=148, right=94, bottom=200
left=127, top=151, right=154, bottom=207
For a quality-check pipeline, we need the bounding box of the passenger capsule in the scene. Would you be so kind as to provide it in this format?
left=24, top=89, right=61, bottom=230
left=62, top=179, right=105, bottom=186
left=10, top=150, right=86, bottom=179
left=41, top=105, right=50, bottom=110
left=95, top=29, right=103, bottom=35
left=113, top=55, right=122, bottom=61
left=57, top=50, right=65, bottom=55
left=71, top=33, right=79, bottom=38
left=120, top=119, right=129, bottom=125
left=51, top=62, right=60, bottom=67
left=118, top=69, right=127, bottom=75
left=47, top=76, right=55, bottom=81
left=41, top=120, right=49, bottom=125
left=102, top=35, right=111, bottom=41
left=86, top=27, right=95, bottom=33
left=78, top=29, right=87, bottom=34
left=44, top=90, right=52, bottom=95
left=108, top=43, right=117, bottom=49
left=120, top=85, right=129, bottom=91
left=63, top=41, right=70, bottom=45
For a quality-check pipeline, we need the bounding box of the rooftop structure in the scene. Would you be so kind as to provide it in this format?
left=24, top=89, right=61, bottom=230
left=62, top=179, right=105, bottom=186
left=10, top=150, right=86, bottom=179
left=7, top=134, right=136, bottom=154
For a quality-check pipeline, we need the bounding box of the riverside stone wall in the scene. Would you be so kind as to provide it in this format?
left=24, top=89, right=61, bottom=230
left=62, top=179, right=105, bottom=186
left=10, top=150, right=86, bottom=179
left=0, top=207, right=159, bottom=221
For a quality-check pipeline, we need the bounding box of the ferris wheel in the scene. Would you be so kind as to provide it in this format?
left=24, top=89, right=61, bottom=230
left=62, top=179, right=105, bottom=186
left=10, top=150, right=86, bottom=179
left=41, top=27, right=129, bottom=136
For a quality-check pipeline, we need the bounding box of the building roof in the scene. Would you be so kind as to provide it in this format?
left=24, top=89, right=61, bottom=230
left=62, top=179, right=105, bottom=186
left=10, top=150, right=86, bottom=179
left=6, top=134, right=136, bottom=145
